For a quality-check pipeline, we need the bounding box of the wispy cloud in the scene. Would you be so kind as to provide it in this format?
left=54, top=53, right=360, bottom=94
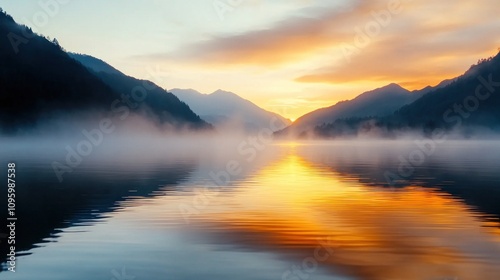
left=295, top=0, right=500, bottom=89
left=113, top=0, right=500, bottom=119
left=142, top=1, right=380, bottom=67
left=144, top=0, right=500, bottom=90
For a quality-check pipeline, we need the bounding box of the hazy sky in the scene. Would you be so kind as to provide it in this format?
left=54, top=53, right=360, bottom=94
left=2, top=0, right=500, bottom=120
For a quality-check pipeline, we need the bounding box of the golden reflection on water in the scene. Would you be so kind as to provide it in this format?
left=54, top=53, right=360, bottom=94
left=180, top=146, right=500, bottom=280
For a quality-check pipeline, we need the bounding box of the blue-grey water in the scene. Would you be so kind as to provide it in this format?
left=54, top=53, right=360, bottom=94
left=1, top=139, right=500, bottom=280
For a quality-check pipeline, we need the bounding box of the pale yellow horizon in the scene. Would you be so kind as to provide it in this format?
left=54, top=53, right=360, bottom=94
left=2, top=0, right=500, bottom=120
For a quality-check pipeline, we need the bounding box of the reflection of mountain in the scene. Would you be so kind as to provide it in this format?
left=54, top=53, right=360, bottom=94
left=0, top=158, right=196, bottom=271
left=0, top=10, right=210, bottom=133
left=171, top=89, right=291, bottom=132
left=184, top=144, right=500, bottom=280
left=294, top=142, right=500, bottom=220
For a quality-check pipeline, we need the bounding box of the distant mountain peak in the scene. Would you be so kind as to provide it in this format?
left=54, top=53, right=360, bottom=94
left=211, top=89, right=238, bottom=97
left=171, top=88, right=291, bottom=132
left=385, top=83, right=405, bottom=90
left=213, top=89, right=228, bottom=94
left=372, top=83, right=408, bottom=93
left=280, top=82, right=413, bottom=136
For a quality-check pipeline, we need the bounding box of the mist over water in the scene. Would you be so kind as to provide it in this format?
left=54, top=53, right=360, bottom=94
left=2, top=0, right=500, bottom=278
left=1, top=133, right=500, bottom=279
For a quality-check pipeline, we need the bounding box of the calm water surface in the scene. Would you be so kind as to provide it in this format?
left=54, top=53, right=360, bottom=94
left=1, top=140, right=500, bottom=280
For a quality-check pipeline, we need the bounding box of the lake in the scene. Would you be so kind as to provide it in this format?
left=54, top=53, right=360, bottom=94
left=1, top=138, right=500, bottom=280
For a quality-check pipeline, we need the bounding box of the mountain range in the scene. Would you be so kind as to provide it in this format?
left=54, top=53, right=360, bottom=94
left=0, top=10, right=210, bottom=134
left=171, top=89, right=291, bottom=132
left=70, top=53, right=212, bottom=130
left=0, top=9, right=289, bottom=135
left=69, top=53, right=291, bottom=133
left=282, top=52, right=500, bottom=138
left=279, top=80, right=453, bottom=137
left=1, top=7, right=499, bottom=138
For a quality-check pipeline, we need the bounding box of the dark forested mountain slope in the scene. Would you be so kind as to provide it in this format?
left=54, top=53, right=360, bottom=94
left=70, top=54, right=209, bottom=129
left=307, top=52, right=500, bottom=138
left=0, top=10, right=209, bottom=133
left=0, top=10, right=118, bottom=132
left=394, top=53, right=500, bottom=129
left=281, top=83, right=417, bottom=136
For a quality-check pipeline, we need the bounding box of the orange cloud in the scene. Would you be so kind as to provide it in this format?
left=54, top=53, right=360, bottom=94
left=139, top=0, right=500, bottom=94
left=293, top=0, right=500, bottom=88
left=145, top=1, right=385, bottom=67
left=296, top=33, right=500, bottom=89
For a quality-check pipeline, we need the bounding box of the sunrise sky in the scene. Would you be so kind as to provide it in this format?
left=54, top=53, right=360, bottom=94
left=2, top=0, right=500, bottom=120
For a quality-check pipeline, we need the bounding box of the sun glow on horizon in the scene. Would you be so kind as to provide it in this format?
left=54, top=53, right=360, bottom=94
left=2, top=0, right=499, bottom=120
left=178, top=147, right=500, bottom=280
